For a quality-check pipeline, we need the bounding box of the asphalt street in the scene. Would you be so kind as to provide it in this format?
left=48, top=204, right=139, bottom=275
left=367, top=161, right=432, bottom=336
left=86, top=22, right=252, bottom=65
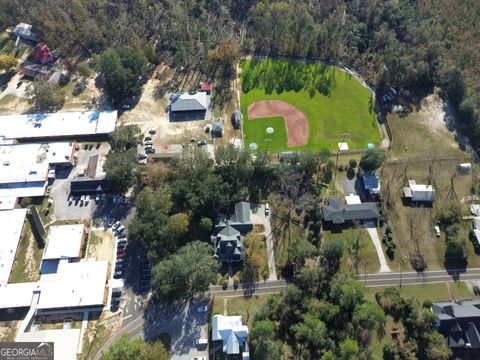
left=360, top=268, right=480, bottom=287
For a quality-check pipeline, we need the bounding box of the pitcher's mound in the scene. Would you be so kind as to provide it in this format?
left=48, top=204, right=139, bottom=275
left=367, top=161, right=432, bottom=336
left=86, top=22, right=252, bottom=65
left=248, top=100, right=309, bottom=147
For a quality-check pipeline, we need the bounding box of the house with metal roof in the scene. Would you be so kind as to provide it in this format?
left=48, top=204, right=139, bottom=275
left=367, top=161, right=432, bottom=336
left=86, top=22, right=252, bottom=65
left=211, top=119, right=224, bottom=137
left=403, top=179, right=435, bottom=203
left=212, top=201, right=253, bottom=262
left=212, top=315, right=249, bottom=355
left=13, top=23, right=37, bottom=42
left=169, top=92, right=209, bottom=121
left=322, top=196, right=379, bottom=225
left=360, top=171, right=381, bottom=196
left=432, top=300, right=480, bottom=349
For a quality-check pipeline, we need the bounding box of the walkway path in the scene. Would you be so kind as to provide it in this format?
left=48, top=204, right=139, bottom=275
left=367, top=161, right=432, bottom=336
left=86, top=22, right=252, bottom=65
left=364, top=222, right=391, bottom=273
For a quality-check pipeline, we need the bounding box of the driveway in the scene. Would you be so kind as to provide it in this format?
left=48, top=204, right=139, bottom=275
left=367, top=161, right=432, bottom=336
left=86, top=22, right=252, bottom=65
left=364, top=222, right=391, bottom=273
left=250, top=204, right=277, bottom=281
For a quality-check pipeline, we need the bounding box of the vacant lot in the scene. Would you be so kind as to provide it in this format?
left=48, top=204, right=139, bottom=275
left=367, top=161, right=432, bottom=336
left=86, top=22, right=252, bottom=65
left=9, top=221, right=43, bottom=283
left=240, top=59, right=381, bottom=151
left=323, top=228, right=381, bottom=274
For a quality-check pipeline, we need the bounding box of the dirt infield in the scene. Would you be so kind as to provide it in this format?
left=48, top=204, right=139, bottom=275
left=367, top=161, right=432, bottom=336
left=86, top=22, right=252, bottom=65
left=247, top=100, right=309, bottom=147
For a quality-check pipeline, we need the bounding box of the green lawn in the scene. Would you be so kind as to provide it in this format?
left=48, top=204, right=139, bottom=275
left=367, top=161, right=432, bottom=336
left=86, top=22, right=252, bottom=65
left=323, top=228, right=381, bottom=274
left=212, top=295, right=271, bottom=329
left=243, top=116, right=288, bottom=152
left=364, top=282, right=472, bottom=303
left=240, top=59, right=380, bottom=152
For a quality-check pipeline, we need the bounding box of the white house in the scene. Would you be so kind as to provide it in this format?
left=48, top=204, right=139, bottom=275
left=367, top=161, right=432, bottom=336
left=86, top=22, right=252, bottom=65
left=212, top=315, right=249, bottom=355
left=403, top=180, right=435, bottom=202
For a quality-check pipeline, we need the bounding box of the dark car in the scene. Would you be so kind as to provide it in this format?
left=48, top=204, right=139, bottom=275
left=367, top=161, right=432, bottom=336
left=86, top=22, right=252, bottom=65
left=113, top=271, right=123, bottom=279
left=111, top=297, right=121, bottom=305
left=116, top=251, right=125, bottom=259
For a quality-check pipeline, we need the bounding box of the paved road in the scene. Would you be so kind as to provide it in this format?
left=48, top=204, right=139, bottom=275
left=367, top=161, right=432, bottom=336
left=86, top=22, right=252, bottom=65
left=209, top=279, right=287, bottom=298
left=360, top=268, right=480, bottom=287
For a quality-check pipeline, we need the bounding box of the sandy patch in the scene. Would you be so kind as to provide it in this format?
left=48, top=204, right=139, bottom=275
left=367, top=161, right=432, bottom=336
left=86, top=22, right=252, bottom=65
left=87, top=230, right=115, bottom=262
left=247, top=100, right=309, bottom=147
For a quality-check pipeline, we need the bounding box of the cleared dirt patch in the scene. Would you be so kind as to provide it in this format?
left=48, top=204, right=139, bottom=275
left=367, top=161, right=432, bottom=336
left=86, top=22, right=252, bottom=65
left=248, top=100, right=309, bottom=147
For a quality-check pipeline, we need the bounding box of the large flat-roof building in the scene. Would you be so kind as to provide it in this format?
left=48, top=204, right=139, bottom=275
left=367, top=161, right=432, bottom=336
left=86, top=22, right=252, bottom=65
left=0, top=209, right=28, bottom=285
left=42, top=224, right=85, bottom=260
left=0, top=141, right=75, bottom=198
left=0, top=110, right=117, bottom=141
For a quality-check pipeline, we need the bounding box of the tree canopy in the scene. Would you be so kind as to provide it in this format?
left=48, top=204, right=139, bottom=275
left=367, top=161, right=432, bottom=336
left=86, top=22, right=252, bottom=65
left=96, top=47, right=147, bottom=104
left=109, top=125, right=142, bottom=152
left=26, top=80, right=65, bottom=112
left=103, top=150, right=137, bottom=194
left=359, top=149, right=386, bottom=172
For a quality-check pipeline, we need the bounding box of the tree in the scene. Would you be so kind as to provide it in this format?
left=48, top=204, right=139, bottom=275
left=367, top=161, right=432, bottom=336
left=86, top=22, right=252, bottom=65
left=26, top=80, right=65, bottom=112
left=339, top=338, right=359, bottom=360
left=353, top=302, right=386, bottom=331
left=100, top=334, right=169, bottom=360
left=422, top=331, right=452, bottom=360
left=287, top=238, right=318, bottom=271
left=151, top=241, right=218, bottom=301
left=359, top=149, right=385, bottom=172
left=322, top=239, right=344, bottom=275
left=103, top=150, right=137, bottom=194
left=250, top=319, right=283, bottom=360
left=168, top=212, right=190, bottom=238
left=445, top=239, right=465, bottom=260
left=0, top=55, right=18, bottom=70
left=291, top=313, right=331, bottom=355
left=109, top=125, right=142, bottom=152
left=96, top=47, right=147, bottom=104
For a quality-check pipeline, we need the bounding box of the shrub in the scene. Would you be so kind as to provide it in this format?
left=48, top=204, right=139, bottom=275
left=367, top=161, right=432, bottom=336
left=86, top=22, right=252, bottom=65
left=349, top=159, right=357, bottom=168
left=410, top=254, right=427, bottom=272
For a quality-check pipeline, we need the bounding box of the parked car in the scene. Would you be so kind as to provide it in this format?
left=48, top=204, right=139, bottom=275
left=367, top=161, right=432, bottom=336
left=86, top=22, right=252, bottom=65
left=117, top=243, right=127, bottom=250
left=145, top=147, right=155, bottom=154
left=111, top=297, right=121, bottom=305
left=68, top=196, right=74, bottom=205
left=144, top=136, right=152, bottom=142
left=95, top=194, right=101, bottom=203
left=116, top=259, right=125, bottom=265
left=115, top=264, right=124, bottom=271
left=196, top=339, right=208, bottom=346
left=265, top=203, right=270, bottom=216
left=112, top=289, right=122, bottom=297
left=116, top=251, right=126, bottom=259
left=80, top=195, right=85, bottom=205
left=145, top=140, right=153, bottom=146
left=194, top=357, right=207, bottom=360
left=434, top=225, right=441, bottom=238
left=197, top=306, right=208, bottom=313
left=117, top=239, right=127, bottom=246
left=84, top=195, right=90, bottom=205
left=112, top=221, right=121, bottom=230
left=149, top=128, right=156, bottom=134
left=138, top=152, right=147, bottom=160
left=117, top=233, right=127, bottom=239
left=113, top=271, right=123, bottom=279
left=108, top=218, right=116, bottom=227
left=116, top=225, right=125, bottom=234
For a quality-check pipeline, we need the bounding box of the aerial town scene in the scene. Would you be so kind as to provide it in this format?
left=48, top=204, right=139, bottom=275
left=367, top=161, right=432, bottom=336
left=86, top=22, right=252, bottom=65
left=0, top=2, right=480, bottom=360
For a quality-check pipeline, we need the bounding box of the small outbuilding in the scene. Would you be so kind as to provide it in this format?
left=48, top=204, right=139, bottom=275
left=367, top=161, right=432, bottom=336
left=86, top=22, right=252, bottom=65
left=212, top=120, right=224, bottom=137
left=403, top=180, right=435, bottom=203
left=200, top=82, right=213, bottom=95
left=12, top=23, right=37, bottom=42
left=34, top=43, right=56, bottom=64
left=459, top=163, right=472, bottom=174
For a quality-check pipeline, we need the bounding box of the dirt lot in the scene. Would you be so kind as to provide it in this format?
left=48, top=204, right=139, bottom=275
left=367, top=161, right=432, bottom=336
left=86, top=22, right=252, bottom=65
left=382, top=91, right=480, bottom=271
left=9, top=221, right=43, bottom=283
left=87, top=229, right=115, bottom=262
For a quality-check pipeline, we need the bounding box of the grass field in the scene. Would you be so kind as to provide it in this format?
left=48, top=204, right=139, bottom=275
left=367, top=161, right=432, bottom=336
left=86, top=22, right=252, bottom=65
left=212, top=295, right=271, bottom=329
left=240, top=59, right=381, bottom=151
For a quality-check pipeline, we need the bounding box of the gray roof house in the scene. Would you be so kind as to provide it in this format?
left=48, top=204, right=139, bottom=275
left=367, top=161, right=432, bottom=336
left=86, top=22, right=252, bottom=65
left=212, top=201, right=253, bottom=262
left=322, top=196, right=379, bottom=225
left=170, top=92, right=208, bottom=121
left=432, top=300, right=480, bottom=349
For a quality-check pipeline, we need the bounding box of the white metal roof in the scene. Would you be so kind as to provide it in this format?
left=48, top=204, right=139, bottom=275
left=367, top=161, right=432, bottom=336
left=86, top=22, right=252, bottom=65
left=19, top=328, right=81, bottom=360
left=408, top=180, right=435, bottom=202
left=0, top=111, right=117, bottom=140
left=43, top=224, right=85, bottom=260
left=212, top=315, right=248, bottom=355
left=0, top=209, right=27, bottom=285
left=345, top=194, right=361, bottom=205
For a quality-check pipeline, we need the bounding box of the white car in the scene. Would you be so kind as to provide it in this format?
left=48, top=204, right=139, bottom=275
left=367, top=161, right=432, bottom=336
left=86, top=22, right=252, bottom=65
left=197, top=305, right=208, bottom=313
left=84, top=195, right=90, bottom=205
left=112, top=221, right=121, bottom=230
left=265, top=203, right=270, bottom=216
left=116, top=225, right=125, bottom=234
left=194, top=357, right=207, bottom=360
left=434, top=225, right=441, bottom=238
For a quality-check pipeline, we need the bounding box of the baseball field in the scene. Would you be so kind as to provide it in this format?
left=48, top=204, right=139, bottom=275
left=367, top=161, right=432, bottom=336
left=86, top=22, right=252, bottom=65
left=240, top=59, right=381, bottom=152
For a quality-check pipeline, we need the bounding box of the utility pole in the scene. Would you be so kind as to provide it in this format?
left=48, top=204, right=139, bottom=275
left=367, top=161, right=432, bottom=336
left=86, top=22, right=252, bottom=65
left=364, top=262, right=367, bottom=288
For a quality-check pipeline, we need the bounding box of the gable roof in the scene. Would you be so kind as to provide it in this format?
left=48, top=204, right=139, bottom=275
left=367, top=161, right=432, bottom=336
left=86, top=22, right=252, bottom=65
left=322, top=196, right=379, bottom=224
left=433, top=300, right=480, bottom=349
left=213, top=223, right=244, bottom=262
left=212, top=315, right=249, bottom=355
left=170, top=92, right=208, bottom=112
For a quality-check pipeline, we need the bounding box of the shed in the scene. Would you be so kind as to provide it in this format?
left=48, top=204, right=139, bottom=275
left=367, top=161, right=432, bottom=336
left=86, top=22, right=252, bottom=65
left=459, top=163, right=472, bottom=174
left=200, top=82, right=213, bottom=95
left=212, top=120, right=224, bottom=137
left=34, top=43, right=55, bottom=64
left=403, top=180, right=435, bottom=202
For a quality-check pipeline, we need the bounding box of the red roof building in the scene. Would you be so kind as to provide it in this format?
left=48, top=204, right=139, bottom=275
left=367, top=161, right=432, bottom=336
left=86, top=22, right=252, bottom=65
left=34, top=43, right=54, bottom=64
left=200, top=82, right=213, bottom=94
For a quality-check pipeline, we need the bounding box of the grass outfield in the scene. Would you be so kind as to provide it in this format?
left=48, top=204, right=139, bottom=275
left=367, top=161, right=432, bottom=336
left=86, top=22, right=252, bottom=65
left=240, top=59, right=381, bottom=151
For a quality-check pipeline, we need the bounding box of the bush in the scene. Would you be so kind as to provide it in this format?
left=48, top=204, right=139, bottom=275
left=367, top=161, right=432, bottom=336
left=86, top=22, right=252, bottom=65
left=338, top=164, right=344, bottom=172
left=346, top=166, right=355, bottom=179
left=410, top=254, right=427, bottom=272
left=473, top=285, right=480, bottom=296
left=349, top=159, right=357, bottom=168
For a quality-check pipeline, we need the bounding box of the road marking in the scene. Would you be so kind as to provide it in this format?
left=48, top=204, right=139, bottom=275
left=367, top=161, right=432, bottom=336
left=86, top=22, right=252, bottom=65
left=123, top=315, right=132, bottom=320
